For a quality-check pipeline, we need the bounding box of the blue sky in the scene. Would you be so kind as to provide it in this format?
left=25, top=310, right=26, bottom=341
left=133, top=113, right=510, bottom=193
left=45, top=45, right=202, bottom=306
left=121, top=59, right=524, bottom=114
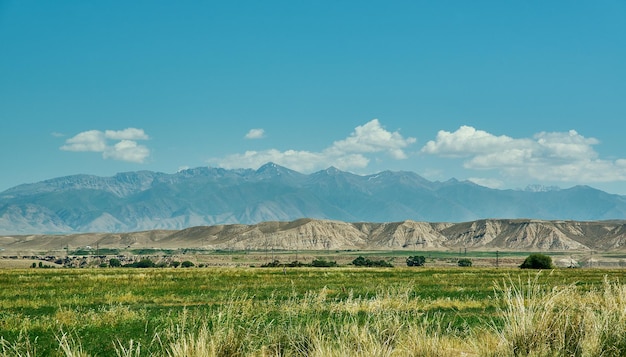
left=1, top=1, right=626, bottom=194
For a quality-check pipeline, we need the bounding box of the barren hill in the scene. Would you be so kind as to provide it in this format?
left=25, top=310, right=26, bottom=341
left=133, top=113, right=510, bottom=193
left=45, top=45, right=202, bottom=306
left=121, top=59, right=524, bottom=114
left=2, top=218, right=626, bottom=253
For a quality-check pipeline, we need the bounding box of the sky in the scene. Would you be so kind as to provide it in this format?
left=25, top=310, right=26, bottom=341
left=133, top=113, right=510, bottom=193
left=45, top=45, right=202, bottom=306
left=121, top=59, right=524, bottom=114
left=1, top=1, right=626, bottom=194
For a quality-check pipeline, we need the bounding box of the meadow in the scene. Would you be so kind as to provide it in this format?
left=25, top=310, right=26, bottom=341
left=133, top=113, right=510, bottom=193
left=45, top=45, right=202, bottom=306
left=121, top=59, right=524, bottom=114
left=1, top=266, right=626, bottom=356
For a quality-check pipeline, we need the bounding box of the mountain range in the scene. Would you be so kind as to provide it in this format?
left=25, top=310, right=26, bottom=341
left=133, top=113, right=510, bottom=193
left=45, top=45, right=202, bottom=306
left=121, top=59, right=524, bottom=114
left=1, top=163, right=626, bottom=234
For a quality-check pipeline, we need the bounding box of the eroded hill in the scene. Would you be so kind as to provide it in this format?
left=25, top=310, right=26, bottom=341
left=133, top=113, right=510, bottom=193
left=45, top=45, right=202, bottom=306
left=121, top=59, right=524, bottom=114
left=2, top=218, right=626, bottom=253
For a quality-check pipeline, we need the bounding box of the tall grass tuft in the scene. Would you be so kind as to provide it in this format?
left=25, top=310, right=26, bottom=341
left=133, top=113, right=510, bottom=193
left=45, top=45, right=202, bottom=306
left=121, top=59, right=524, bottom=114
left=586, top=277, right=626, bottom=356
left=491, top=274, right=626, bottom=357
left=0, top=332, right=36, bottom=357
left=114, top=340, right=141, bottom=357
left=57, top=333, right=90, bottom=357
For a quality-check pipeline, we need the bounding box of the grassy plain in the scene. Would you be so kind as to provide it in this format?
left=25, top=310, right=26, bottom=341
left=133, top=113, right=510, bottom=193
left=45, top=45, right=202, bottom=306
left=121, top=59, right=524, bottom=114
left=1, top=267, right=626, bottom=356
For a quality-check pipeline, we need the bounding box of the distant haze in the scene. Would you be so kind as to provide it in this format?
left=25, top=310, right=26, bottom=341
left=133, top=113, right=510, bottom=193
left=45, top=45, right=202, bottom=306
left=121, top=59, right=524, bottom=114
left=1, top=163, right=625, bottom=235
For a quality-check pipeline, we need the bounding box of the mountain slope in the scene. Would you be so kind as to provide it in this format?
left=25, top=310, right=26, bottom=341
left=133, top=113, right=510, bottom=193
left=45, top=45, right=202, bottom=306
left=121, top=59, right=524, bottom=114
left=3, top=218, right=626, bottom=252
left=1, top=163, right=626, bottom=234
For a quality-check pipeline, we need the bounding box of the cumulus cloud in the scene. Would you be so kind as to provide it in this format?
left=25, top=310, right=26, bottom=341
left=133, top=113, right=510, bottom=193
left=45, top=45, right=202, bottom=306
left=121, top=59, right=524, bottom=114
left=60, top=128, right=150, bottom=163
left=103, top=140, right=150, bottom=163
left=329, top=119, right=416, bottom=159
left=60, top=130, right=107, bottom=152
left=245, top=128, right=265, bottom=139
left=422, top=126, right=626, bottom=183
left=421, top=125, right=521, bottom=157
left=214, top=119, right=415, bottom=172
left=105, top=128, right=149, bottom=141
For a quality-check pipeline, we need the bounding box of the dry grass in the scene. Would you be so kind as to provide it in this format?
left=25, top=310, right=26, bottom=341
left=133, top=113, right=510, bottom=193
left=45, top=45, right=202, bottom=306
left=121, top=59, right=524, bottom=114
left=489, top=274, right=626, bottom=357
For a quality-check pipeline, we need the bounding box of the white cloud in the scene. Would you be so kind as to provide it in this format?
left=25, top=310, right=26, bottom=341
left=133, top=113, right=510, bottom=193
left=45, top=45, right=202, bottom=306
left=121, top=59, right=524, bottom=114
left=245, top=128, right=265, bottom=139
left=60, top=128, right=150, bottom=163
left=60, top=130, right=107, bottom=152
left=422, top=125, right=626, bottom=183
left=329, top=119, right=416, bottom=159
left=103, top=140, right=150, bottom=163
left=214, top=119, right=414, bottom=172
left=421, top=125, right=520, bottom=157
left=105, top=128, right=149, bottom=140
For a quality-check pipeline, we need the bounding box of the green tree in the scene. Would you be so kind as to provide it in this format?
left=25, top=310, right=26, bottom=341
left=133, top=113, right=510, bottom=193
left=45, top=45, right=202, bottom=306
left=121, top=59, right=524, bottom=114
left=311, top=258, right=337, bottom=267
left=406, top=255, right=425, bottom=267
left=109, top=258, right=122, bottom=267
left=352, top=256, right=368, bottom=266
left=134, top=259, right=156, bottom=268
left=458, top=258, right=472, bottom=267
left=171, top=261, right=181, bottom=268
left=352, top=256, right=393, bottom=267
left=181, top=260, right=195, bottom=268
left=520, top=253, right=553, bottom=269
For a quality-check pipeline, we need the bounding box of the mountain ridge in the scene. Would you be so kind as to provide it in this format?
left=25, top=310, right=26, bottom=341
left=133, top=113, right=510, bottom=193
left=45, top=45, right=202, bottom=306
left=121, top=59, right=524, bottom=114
left=1, top=163, right=625, bottom=234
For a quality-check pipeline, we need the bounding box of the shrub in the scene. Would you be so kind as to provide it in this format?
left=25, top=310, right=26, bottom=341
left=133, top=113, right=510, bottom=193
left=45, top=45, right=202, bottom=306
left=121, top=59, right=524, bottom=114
left=520, top=253, right=553, bottom=269
left=311, top=258, right=337, bottom=267
left=261, top=259, right=280, bottom=268
left=458, top=258, right=472, bottom=267
left=124, top=259, right=156, bottom=268
left=261, top=260, right=281, bottom=267
left=352, top=256, right=393, bottom=267
left=181, top=261, right=195, bottom=268
left=352, top=256, right=368, bottom=266
left=171, top=261, right=181, bottom=268
left=406, top=256, right=425, bottom=267
left=109, top=258, right=122, bottom=267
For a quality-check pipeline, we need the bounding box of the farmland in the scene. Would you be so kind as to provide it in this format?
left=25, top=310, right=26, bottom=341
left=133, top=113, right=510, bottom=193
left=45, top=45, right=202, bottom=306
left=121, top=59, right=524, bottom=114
left=2, top=264, right=626, bottom=356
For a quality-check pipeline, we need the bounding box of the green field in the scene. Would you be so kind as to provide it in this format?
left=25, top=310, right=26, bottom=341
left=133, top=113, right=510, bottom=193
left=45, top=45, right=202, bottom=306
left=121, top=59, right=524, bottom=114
left=1, top=267, right=626, bottom=356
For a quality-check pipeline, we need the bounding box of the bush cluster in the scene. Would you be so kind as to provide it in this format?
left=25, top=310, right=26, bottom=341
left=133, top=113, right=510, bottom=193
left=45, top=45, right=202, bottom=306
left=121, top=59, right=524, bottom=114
left=351, top=256, right=393, bottom=267
left=406, top=255, right=426, bottom=267
left=30, top=262, right=54, bottom=269
left=457, top=258, right=472, bottom=267
left=260, top=260, right=308, bottom=268
left=118, top=259, right=196, bottom=268
left=520, top=253, right=553, bottom=269
left=311, top=258, right=338, bottom=267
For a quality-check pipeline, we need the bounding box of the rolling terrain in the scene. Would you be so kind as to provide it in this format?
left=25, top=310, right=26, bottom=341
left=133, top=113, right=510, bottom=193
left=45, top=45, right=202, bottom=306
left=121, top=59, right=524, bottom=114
left=2, top=218, right=626, bottom=253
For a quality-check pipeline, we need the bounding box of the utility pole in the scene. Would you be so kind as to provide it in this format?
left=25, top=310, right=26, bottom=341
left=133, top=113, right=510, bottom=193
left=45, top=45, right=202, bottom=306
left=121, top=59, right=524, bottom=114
left=295, top=234, right=299, bottom=262
left=496, top=250, right=499, bottom=269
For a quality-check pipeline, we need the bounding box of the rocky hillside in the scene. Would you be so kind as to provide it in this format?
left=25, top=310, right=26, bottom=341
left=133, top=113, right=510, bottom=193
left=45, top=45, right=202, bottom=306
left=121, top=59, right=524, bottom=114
left=2, top=218, right=625, bottom=253
left=2, top=163, right=626, bottom=234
